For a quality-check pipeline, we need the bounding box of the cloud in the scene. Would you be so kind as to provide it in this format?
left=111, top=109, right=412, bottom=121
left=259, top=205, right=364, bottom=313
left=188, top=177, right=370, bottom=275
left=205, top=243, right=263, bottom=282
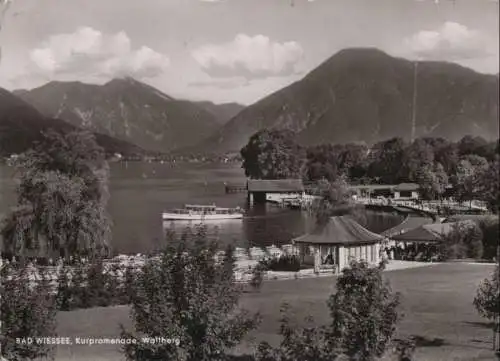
left=28, top=27, right=170, bottom=80
left=189, top=77, right=250, bottom=89
left=191, top=34, right=303, bottom=79
left=403, top=22, right=495, bottom=61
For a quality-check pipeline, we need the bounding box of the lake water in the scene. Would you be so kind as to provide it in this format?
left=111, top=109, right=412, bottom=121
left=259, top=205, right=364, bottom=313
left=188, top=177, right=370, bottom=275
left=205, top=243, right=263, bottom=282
left=0, top=162, right=403, bottom=255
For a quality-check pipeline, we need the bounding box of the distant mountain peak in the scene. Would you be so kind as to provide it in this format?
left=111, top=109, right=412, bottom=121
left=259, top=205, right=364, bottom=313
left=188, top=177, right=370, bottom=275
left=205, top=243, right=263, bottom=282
left=105, top=76, right=139, bottom=86
left=15, top=79, right=226, bottom=152
left=334, top=47, right=392, bottom=58
left=104, top=77, right=176, bottom=101
left=0, top=87, right=147, bottom=157
left=187, top=48, right=499, bottom=154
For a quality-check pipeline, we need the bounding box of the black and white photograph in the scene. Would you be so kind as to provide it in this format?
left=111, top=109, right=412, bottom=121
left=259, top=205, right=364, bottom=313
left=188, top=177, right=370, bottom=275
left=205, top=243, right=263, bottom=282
left=0, top=0, right=499, bottom=360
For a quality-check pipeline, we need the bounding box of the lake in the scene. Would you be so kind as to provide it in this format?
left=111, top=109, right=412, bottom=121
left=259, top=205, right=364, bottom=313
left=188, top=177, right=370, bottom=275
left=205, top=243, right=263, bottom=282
left=0, top=162, right=403, bottom=255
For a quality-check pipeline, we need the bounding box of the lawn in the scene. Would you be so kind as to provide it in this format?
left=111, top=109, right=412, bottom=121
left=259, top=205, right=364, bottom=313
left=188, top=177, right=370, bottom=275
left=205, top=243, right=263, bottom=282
left=51, top=263, right=497, bottom=361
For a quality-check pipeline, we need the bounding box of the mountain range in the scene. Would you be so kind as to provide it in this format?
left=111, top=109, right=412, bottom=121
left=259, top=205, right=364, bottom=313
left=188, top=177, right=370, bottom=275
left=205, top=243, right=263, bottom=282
left=187, top=48, right=499, bottom=153
left=14, top=78, right=243, bottom=153
left=0, top=88, right=146, bottom=158
left=5, top=48, right=499, bottom=156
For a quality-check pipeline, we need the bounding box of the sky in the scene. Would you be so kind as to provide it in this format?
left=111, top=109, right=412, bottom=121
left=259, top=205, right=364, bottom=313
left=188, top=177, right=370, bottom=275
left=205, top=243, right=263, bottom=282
left=0, top=0, right=498, bottom=105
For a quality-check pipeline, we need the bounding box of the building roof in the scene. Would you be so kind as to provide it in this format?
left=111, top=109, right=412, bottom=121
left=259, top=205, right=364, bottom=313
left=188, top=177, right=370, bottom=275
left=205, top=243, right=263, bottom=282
left=293, top=215, right=383, bottom=245
left=247, top=179, right=304, bottom=192
left=381, top=216, right=435, bottom=237
left=348, top=183, right=419, bottom=192
left=443, top=214, right=498, bottom=223
left=391, top=220, right=475, bottom=243
left=394, top=183, right=419, bottom=192
left=349, top=184, right=397, bottom=191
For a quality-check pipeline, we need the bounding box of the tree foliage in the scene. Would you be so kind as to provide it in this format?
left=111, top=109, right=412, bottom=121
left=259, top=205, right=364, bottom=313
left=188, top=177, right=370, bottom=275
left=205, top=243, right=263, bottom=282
left=367, top=137, right=406, bottom=184
left=414, top=163, right=448, bottom=201
left=1, top=129, right=111, bottom=262
left=121, top=226, right=261, bottom=361
left=240, top=129, right=305, bottom=179
left=476, top=158, right=499, bottom=213
left=237, top=131, right=498, bottom=205
left=308, top=177, right=354, bottom=226
left=449, top=156, right=488, bottom=205
left=478, top=218, right=500, bottom=260
left=256, top=304, right=337, bottom=361
left=1, top=262, right=57, bottom=360
left=256, top=260, right=401, bottom=361
left=473, top=265, right=499, bottom=321
left=440, top=222, right=484, bottom=260
left=305, top=143, right=369, bottom=182
left=328, top=260, right=401, bottom=361
left=401, top=138, right=435, bottom=182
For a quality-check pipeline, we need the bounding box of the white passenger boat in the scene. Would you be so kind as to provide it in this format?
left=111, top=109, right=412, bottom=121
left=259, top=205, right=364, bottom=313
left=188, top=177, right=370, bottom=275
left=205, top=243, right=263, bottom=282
left=162, top=204, right=244, bottom=221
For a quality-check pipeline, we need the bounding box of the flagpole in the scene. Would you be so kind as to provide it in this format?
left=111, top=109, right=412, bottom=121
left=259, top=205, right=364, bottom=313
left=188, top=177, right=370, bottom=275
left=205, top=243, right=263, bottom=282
left=410, top=61, right=418, bottom=143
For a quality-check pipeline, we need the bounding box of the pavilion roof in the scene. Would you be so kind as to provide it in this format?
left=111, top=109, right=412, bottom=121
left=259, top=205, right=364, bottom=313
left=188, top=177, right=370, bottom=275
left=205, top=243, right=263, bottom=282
left=391, top=220, right=475, bottom=243
left=293, top=215, right=383, bottom=245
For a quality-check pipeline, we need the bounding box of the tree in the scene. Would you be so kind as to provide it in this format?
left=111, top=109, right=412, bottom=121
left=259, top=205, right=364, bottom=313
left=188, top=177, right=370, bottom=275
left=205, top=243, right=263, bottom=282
left=479, top=218, right=500, bottom=260
left=451, top=156, right=488, bottom=206
left=367, top=138, right=406, bottom=184
left=434, top=141, right=459, bottom=176
left=473, top=265, right=500, bottom=351
left=474, top=265, right=499, bottom=320
left=121, top=226, right=261, bottom=361
left=476, top=158, right=499, bottom=213
left=328, top=260, right=401, bottom=361
left=338, top=143, right=369, bottom=181
left=1, top=262, right=57, bottom=360
left=401, top=138, right=435, bottom=182
left=440, top=222, right=483, bottom=260
left=1, top=129, right=111, bottom=262
left=241, top=129, right=305, bottom=179
left=256, top=304, right=337, bottom=361
left=308, top=176, right=354, bottom=226
left=305, top=144, right=342, bottom=182
left=256, top=260, right=401, bottom=361
left=457, top=135, right=488, bottom=157
left=414, top=163, right=448, bottom=201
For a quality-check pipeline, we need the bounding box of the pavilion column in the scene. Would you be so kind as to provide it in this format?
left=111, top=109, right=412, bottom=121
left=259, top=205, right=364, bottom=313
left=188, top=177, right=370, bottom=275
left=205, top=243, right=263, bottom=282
left=375, top=243, right=381, bottom=264
left=247, top=192, right=254, bottom=206
left=313, top=246, right=320, bottom=274
left=338, top=246, right=345, bottom=272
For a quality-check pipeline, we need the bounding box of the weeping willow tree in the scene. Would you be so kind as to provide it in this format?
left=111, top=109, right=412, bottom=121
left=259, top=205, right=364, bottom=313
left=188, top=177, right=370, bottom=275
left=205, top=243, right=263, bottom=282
left=307, top=176, right=358, bottom=226
left=1, top=129, right=112, bottom=263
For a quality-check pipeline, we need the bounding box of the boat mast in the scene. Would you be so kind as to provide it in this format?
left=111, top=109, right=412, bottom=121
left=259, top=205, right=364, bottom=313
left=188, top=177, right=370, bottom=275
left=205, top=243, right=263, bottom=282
left=410, top=61, right=418, bottom=143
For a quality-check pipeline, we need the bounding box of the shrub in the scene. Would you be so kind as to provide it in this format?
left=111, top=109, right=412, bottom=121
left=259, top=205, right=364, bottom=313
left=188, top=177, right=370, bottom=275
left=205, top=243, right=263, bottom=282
left=55, top=259, right=131, bottom=311
left=120, top=226, right=261, bottom=361
left=259, top=255, right=301, bottom=272
left=478, top=218, right=499, bottom=260
left=255, top=260, right=401, bottom=361
left=473, top=265, right=499, bottom=320
left=1, top=262, right=57, bottom=360
left=250, top=263, right=267, bottom=291
left=440, top=222, right=484, bottom=260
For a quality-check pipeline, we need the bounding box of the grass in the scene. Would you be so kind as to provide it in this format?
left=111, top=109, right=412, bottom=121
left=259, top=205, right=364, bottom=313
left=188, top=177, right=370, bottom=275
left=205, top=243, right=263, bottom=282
left=50, top=263, right=497, bottom=361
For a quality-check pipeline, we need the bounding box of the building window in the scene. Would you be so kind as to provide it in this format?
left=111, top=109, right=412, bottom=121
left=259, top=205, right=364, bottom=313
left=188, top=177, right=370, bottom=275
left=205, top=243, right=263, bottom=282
left=399, top=191, right=412, bottom=198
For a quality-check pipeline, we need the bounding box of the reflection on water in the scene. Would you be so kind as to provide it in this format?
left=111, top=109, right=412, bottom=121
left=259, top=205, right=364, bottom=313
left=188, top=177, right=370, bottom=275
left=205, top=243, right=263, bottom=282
left=1, top=162, right=405, bottom=255
left=161, top=205, right=316, bottom=250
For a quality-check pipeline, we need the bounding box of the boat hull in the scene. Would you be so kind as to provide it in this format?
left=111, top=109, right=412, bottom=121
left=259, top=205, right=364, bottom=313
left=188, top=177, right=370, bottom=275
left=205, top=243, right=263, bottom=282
left=162, top=213, right=244, bottom=221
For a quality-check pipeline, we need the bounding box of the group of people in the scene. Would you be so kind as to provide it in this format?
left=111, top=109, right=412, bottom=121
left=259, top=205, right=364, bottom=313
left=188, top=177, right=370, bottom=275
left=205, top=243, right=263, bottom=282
left=382, top=243, right=442, bottom=262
